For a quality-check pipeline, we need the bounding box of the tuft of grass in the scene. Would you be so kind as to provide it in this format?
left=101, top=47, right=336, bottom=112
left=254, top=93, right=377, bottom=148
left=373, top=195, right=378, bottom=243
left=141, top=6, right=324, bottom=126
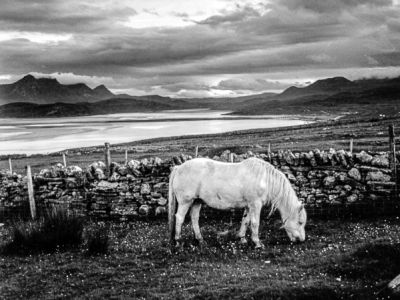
left=85, top=223, right=110, bottom=255
left=2, top=206, right=84, bottom=255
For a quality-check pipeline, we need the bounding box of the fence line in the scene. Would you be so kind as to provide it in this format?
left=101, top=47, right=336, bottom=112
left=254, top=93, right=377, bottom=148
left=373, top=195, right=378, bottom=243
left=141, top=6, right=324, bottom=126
left=2, top=126, right=400, bottom=221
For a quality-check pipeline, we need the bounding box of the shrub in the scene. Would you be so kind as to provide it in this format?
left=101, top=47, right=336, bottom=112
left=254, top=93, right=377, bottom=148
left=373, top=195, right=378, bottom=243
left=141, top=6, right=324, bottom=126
left=2, top=206, right=84, bottom=255
left=85, top=224, right=110, bottom=255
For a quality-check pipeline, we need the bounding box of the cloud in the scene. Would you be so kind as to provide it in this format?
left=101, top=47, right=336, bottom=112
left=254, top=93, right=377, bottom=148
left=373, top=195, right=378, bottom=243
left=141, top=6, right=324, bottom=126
left=0, top=0, right=400, bottom=97
left=280, top=0, right=393, bottom=13
left=0, top=0, right=136, bottom=33
left=213, top=78, right=289, bottom=91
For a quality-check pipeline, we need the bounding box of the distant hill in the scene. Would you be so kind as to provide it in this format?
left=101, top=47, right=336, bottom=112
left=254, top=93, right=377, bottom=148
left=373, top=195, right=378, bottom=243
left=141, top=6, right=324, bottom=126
left=0, top=97, right=176, bottom=118
left=0, top=75, right=115, bottom=105
left=231, top=76, right=400, bottom=117
left=3, top=74, right=400, bottom=118
left=279, top=77, right=355, bottom=99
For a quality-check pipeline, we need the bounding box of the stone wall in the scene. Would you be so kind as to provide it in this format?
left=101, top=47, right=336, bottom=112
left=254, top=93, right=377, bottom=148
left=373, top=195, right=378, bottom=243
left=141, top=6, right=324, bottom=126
left=0, top=149, right=398, bottom=221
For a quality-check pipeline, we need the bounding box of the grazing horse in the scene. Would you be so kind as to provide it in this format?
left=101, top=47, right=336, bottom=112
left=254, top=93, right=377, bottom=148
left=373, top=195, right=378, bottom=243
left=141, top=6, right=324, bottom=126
left=168, top=157, right=307, bottom=249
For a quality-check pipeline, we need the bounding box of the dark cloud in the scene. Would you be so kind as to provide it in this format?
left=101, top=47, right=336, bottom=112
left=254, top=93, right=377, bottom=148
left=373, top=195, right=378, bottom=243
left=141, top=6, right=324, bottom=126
left=0, top=0, right=400, bottom=96
left=280, top=0, right=392, bottom=13
left=0, top=0, right=136, bottom=33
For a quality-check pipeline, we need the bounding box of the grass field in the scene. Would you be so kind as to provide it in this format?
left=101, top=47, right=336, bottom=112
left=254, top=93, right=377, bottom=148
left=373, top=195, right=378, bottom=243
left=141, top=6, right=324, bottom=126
left=2, top=115, right=400, bottom=174
left=1, top=216, right=400, bottom=299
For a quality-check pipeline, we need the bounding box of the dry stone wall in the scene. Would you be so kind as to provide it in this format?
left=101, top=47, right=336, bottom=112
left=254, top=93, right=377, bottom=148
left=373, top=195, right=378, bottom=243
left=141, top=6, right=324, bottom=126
left=0, top=149, right=398, bottom=221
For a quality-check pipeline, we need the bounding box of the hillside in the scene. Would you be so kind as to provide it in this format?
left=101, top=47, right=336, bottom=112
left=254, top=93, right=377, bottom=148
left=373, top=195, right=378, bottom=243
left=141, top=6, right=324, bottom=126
left=2, top=74, right=400, bottom=118
left=0, top=75, right=114, bottom=105
left=231, top=76, right=400, bottom=118
left=0, top=98, right=176, bottom=118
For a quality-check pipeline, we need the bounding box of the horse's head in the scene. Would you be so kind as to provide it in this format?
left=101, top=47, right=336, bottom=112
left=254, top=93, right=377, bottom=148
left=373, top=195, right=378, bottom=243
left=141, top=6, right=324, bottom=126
left=281, top=203, right=307, bottom=242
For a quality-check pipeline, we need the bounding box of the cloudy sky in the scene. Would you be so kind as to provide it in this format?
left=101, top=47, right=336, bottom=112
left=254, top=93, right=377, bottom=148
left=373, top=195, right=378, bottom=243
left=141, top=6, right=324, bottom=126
left=1, top=0, right=400, bottom=97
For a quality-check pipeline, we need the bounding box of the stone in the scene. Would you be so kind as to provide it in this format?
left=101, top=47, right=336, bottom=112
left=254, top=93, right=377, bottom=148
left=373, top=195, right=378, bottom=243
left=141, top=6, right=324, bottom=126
left=371, top=155, right=389, bottom=168
left=94, top=168, right=105, bottom=180
left=348, top=168, right=361, bottom=181
left=140, top=183, right=151, bottom=194
left=347, top=194, right=358, bottom=203
left=355, top=151, right=373, bottom=164
left=117, top=166, right=129, bottom=176
left=154, top=157, right=163, bottom=166
left=110, top=172, right=120, bottom=182
left=343, top=185, right=352, bottom=192
left=328, top=194, right=336, bottom=200
left=97, top=180, right=118, bottom=190
left=323, top=176, right=336, bottom=187
left=139, top=204, right=151, bottom=215
left=310, top=179, right=320, bottom=188
left=128, top=160, right=141, bottom=169
left=366, top=171, right=391, bottom=182
left=157, top=197, right=168, bottom=206
left=336, top=172, right=348, bottom=183
left=287, top=173, right=296, bottom=182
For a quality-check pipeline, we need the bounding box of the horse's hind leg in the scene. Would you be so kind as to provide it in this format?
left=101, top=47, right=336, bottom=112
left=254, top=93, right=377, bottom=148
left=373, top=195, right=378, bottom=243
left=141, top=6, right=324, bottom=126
left=190, top=202, right=204, bottom=244
left=237, top=208, right=250, bottom=244
left=174, top=198, right=192, bottom=247
left=249, top=201, right=264, bottom=249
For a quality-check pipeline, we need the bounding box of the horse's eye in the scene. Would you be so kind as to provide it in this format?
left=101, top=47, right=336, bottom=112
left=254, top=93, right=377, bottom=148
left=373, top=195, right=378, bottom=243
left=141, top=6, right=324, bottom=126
left=298, top=222, right=303, bottom=226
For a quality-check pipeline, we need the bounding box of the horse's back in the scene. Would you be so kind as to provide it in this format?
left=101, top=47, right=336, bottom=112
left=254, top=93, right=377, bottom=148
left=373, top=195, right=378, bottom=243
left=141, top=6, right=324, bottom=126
left=171, top=157, right=268, bottom=209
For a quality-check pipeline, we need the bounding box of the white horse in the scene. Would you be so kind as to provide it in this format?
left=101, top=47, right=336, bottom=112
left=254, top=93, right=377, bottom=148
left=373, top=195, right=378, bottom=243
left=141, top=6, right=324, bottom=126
left=168, top=157, right=307, bottom=249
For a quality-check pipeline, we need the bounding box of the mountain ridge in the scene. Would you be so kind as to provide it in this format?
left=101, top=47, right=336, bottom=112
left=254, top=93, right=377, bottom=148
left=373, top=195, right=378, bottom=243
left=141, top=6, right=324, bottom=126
left=0, top=75, right=115, bottom=105
left=2, top=74, right=400, bottom=118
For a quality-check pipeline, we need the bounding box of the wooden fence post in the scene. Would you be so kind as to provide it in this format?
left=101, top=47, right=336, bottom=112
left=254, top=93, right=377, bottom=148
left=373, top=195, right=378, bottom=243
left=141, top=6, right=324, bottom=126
left=26, top=165, right=36, bottom=220
left=349, top=138, right=353, bottom=153
left=125, top=149, right=128, bottom=165
left=389, top=125, right=398, bottom=200
left=104, top=142, right=111, bottom=178
left=195, top=146, right=199, bottom=158
left=229, top=152, right=235, bottom=226
left=8, top=158, right=12, bottom=174
left=62, top=153, right=67, bottom=168
left=268, top=143, right=272, bottom=162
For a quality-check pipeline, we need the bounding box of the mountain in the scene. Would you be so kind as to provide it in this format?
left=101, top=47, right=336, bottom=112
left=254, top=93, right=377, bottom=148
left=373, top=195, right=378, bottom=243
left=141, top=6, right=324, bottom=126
left=231, top=76, right=400, bottom=117
left=0, top=97, right=176, bottom=118
left=278, top=77, right=356, bottom=99
left=93, top=85, right=114, bottom=99
left=0, top=75, right=115, bottom=105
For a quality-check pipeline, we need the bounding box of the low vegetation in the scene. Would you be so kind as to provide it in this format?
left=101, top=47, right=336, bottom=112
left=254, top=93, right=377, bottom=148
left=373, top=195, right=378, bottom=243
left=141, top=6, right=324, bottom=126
left=1, top=207, right=84, bottom=255
left=85, top=223, right=110, bottom=256
left=1, top=216, right=399, bottom=299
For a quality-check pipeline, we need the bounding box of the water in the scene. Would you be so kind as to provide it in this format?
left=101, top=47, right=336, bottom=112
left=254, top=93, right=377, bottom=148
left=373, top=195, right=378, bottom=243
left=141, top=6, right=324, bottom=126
left=0, top=110, right=309, bottom=154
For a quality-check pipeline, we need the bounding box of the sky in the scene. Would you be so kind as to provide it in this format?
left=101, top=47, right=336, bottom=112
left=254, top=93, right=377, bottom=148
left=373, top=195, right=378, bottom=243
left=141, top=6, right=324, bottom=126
left=1, top=0, right=400, bottom=97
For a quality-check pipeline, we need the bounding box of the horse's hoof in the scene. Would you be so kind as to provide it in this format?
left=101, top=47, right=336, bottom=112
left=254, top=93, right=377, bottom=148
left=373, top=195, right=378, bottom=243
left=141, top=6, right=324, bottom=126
left=239, top=237, right=248, bottom=245
left=254, top=243, right=265, bottom=250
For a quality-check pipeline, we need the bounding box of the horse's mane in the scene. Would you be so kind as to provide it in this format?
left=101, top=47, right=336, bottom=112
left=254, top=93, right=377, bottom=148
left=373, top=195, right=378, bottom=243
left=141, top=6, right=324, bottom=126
left=243, top=158, right=299, bottom=220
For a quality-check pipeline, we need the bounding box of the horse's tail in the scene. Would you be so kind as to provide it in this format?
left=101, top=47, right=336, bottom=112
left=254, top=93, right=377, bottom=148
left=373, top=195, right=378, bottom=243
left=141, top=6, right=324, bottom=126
left=168, top=166, right=178, bottom=247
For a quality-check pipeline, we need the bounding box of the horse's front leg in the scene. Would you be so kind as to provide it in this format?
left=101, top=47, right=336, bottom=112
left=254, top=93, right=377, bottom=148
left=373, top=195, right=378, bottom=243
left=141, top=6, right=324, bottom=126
left=249, top=201, right=264, bottom=249
left=237, top=208, right=250, bottom=244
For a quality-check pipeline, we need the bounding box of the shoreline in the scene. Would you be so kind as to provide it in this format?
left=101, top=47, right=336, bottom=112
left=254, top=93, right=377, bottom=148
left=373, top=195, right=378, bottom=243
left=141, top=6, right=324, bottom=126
left=0, top=113, right=333, bottom=156
left=0, top=114, right=330, bottom=126
left=1, top=114, right=397, bottom=173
